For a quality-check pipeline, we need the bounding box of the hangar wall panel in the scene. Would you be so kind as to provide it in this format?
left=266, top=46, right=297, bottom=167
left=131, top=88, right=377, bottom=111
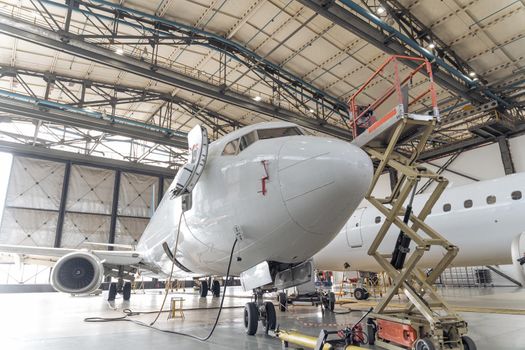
left=118, top=172, right=157, bottom=218
left=61, top=213, right=110, bottom=249
left=115, top=217, right=149, bottom=245
left=5, top=157, right=64, bottom=210
left=509, top=134, right=525, bottom=172
left=66, top=165, right=115, bottom=214
left=0, top=157, right=62, bottom=247
left=0, top=207, right=57, bottom=246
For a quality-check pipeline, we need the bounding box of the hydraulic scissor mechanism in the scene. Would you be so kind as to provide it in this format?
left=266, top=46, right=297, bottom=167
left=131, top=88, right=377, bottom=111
left=348, top=55, right=476, bottom=350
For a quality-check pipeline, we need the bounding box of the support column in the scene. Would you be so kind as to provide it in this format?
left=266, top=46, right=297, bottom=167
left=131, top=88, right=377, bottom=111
left=108, top=170, right=121, bottom=250
left=54, top=160, right=71, bottom=248
left=157, top=175, right=164, bottom=207
left=498, top=136, right=515, bottom=175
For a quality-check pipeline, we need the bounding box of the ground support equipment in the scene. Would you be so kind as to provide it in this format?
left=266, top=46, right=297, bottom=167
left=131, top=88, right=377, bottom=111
left=349, top=55, right=475, bottom=350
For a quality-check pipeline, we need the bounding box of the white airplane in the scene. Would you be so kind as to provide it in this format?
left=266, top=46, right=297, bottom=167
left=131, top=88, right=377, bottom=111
left=0, top=121, right=373, bottom=335
left=313, top=172, right=525, bottom=298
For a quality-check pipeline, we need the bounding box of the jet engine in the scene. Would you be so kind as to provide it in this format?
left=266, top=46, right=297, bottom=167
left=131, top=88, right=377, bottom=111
left=51, top=251, right=104, bottom=294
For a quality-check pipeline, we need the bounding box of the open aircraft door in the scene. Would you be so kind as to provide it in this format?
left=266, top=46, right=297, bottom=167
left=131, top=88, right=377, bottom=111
left=346, top=207, right=366, bottom=248
left=171, top=125, right=209, bottom=198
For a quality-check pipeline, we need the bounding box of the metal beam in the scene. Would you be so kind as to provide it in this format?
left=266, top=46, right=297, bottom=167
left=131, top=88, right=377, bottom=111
left=0, top=13, right=352, bottom=139
left=0, top=139, right=177, bottom=177
left=0, top=66, right=241, bottom=134
left=0, top=90, right=187, bottom=149
left=108, top=169, right=121, bottom=249
left=54, top=160, right=71, bottom=248
left=297, top=0, right=510, bottom=107
left=420, top=121, right=525, bottom=161
left=485, top=265, right=522, bottom=287
left=497, top=136, right=515, bottom=175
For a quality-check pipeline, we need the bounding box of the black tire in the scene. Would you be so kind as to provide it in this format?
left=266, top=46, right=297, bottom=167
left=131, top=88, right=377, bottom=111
left=123, top=282, right=131, bottom=301
left=354, top=287, right=365, bottom=300
left=462, top=336, right=477, bottom=350
left=278, top=292, right=287, bottom=312
left=415, top=337, right=436, bottom=350
left=200, top=280, right=208, bottom=298
left=211, top=280, right=220, bottom=297
left=264, top=302, right=276, bottom=334
left=107, top=282, right=117, bottom=301
left=244, top=302, right=259, bottom=335
left=362, top=289, right=370, bottom=300
left=328, top=292, right=335, bottom=312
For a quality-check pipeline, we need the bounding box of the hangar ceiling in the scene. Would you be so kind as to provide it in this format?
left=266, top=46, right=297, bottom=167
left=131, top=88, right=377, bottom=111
left=0, top=0, right=523, bottom=167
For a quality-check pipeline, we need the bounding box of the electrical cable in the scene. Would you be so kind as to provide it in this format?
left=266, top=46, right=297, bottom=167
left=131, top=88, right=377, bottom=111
left=149, top=210, right=185, bottom=326
left=84, top=209, right=239, bottom=342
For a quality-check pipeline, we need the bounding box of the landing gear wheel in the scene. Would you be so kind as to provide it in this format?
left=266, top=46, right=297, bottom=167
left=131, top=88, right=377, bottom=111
left=278, top=292, right=287, bottom=312
left=199, top=280, right=208, bottom=298
left=211, top=280, right=220, bottom=297
left=462, top=336, right=477, bottom=350
left=107, top=282, right=117, bottom=301
left=263, top=301, right=276, bottom=334
left=327, top=292, right=335, bottom=312
left=122, top=282, right=131, bottom=301
left=415, top=337, right=436, bottom=350
left=354, top=287, right=369, bottom=300
left=244, top=302, right=258, bottom=335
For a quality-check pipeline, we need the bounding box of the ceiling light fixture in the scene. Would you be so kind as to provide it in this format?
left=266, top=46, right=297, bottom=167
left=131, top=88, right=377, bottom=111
left=252, top=95, right=262, bottom=102
left=427, top=43, right=435, bottom=49
left=376, top=7, right=385, bottom=14
left=469, top=71, right=476, bottom=77
left=115, top=48, right=124, bottom=55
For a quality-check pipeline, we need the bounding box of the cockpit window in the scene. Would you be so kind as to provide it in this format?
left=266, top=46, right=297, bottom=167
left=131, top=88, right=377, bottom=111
left=239, top=131, right=258, bottom=152
left=222, top=127, right=302, bottom=156
left=222, top=139, right=239, bottom=155
left=257, top=127, right=303, bottom=140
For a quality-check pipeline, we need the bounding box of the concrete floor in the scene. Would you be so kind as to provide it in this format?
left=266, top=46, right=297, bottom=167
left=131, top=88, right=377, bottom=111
left=1, top=287, right=524, bottom=350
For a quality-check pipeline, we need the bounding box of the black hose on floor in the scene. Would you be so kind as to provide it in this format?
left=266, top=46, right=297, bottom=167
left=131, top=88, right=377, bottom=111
left=84, top=238, right=239, bottom=342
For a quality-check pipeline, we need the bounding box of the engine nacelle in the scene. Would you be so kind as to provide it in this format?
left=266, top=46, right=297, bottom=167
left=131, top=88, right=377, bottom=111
left=51, top=251, right=104, bottom=294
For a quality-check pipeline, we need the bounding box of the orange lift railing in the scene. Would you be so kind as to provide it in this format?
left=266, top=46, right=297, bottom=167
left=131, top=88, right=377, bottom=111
left=348, top=55, right=439, bottom=139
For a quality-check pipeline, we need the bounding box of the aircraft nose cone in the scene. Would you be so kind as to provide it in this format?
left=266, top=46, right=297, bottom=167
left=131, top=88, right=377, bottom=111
left=278, top=137, right=372, bottom=235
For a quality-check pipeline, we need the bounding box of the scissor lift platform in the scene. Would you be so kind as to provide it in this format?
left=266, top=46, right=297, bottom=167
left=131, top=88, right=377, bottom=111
left=347, top=56, right=476, bottom=350
left=351, top=105, right=434, bottom=149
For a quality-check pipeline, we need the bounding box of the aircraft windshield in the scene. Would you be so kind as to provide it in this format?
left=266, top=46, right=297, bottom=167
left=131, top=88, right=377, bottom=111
left=222, top=127, right=303, bottom=156
left=257, top=127, right=302, bottom=139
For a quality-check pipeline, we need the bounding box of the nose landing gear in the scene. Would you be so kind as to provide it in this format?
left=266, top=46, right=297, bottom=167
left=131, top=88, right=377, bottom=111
left=244, top=289, right=277, bottom=335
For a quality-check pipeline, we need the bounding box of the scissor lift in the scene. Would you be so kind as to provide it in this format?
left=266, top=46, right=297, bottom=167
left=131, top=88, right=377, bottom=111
left=348, top=56, right=475, bottom=350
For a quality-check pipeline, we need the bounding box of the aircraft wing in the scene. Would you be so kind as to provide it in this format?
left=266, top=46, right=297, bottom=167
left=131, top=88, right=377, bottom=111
left=0, top=244, right=143, bottom=266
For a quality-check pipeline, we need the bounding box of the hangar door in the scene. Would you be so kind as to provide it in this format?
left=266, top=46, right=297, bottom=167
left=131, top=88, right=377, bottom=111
left=346, top=208, right=366, bottom=248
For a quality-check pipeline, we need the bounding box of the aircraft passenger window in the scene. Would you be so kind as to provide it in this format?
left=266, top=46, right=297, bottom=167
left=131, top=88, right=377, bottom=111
left=486, top=195, right=496, bottom=204
left=222, top=139, right=239, bottom=155
left=375, top=216, right=381, bottom=224
left=257, top=127, right=303, bottom=140
left=511, top=190, right=522, bottom=200
left=464, top=199, right=473, bottom=208
left=443, top=203, right=451, bottom=212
